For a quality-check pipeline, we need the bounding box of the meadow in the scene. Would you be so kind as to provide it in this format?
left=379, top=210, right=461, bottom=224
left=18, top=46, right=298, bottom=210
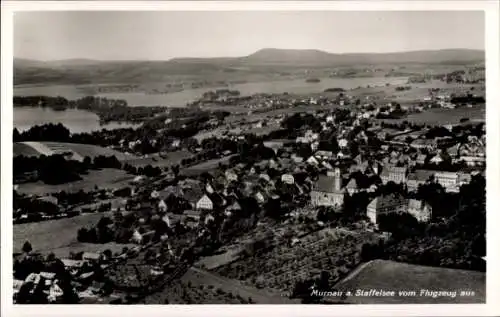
left=143, top=267, right=297, bottom=304
left=378, top=105, right=485, bottom=125
left=13, top=141, right=140, bottom=161
left=13, top=211, right=134, bottom=258
left=331, top=259, right=486, bottom=304
left=350, top=80, right=484, bottom=103
left=181, top=155, right=236, bottom=177
left=15, top=169, right=135, bottom=195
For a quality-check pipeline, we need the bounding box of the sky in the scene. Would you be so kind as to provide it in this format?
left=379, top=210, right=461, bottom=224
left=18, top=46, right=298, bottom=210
left=14, top=11, right=485, bottom=61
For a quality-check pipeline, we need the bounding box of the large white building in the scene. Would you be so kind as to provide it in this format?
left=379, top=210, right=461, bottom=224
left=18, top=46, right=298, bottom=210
left=366, top=194, right=407, bottom=225
left=380, top=166, right=408, bottom=185
left=434, top=172, right=459, bottom=192
left=367, top=195, right=432, bottom=225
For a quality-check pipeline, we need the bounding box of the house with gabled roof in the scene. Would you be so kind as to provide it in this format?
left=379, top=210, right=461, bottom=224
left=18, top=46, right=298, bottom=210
left=416, top=154, right=428, bottom=165
left=158, top=200, right=167, bottom=213
left=196, top=194, right=214, bottom=211
left=307, top=156, right=319, bottom=165
left=345, top=178, right=359, bottom=195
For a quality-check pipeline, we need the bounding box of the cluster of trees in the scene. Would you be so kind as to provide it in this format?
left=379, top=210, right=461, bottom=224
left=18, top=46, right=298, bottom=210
left=13, top=191, right=60, bottom=221
left=14, top=154, right=83, bottom=185
left=424, top=126, right=453, bottom=139
left=376, top=110, right=407, bottom=120
left=395, top=86, right=412, bottom=91
left=14, top=124, right=71, bottom=143
left=324, top=87, right=345, bottom=93
left=14, top=95, right=166, bottom=123
left=54, top=190, right=98, bottom=207
left=281, top=113, right=321, bottom=132
left=14, top=154, right=123, bottom=185
left=77, top=216, right=116, bottom=243
left=367, top=175, right=486, bottom=272
left=450, top=95, right=485, bottom=105
left=122, top=163, right=163, bottom=177
left=201, top=89, right=241, bottom=100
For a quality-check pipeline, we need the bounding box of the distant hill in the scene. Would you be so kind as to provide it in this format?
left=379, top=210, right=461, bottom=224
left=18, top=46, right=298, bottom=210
left=14, top=48, right=484, bottom=85
left=242, top=48, right=485, bottom=66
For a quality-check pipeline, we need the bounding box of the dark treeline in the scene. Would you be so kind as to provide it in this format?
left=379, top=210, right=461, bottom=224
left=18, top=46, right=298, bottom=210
left=13, top=95, right=166, bottom=123
left=324, top=87, right=345, bottom=92
left=14, top=154, right=122, bottom=185
left=450, top=95, right=485, bottom=105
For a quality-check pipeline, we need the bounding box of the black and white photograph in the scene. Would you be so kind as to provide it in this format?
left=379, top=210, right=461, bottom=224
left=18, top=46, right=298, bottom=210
left=1, top=1, right=499, bottom=316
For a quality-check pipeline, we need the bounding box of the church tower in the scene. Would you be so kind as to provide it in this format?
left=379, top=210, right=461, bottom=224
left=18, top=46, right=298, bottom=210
left=334, top=167, right=341, bottom=191
left=328, top=168, right=342, bottom=191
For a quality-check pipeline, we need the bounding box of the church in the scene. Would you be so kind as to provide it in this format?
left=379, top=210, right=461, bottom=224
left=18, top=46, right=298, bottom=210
left=310, top=168, right=346, bottom=209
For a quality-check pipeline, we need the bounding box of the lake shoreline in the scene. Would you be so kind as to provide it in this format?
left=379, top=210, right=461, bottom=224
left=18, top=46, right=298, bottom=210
left=14, top=76, right=410, bottom=107
left=14, top=107, right=142, bottom=134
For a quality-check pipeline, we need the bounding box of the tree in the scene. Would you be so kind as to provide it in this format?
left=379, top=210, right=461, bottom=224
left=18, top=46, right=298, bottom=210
left=102, top=249, right=113, bottom=260
left=22, top=241, right=32, bottom=253
left=83, top=156, right=92, bottom=166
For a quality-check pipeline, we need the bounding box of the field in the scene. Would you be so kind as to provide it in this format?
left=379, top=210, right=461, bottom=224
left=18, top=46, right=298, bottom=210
left=14, top=142, right=139, bottom=162
left=15, top=168, right=135, bottom=195
left=195, top=245, right=244, bottom=270
left=378, top=105, right=485, bottom=125
left=13, top=142, right=40, bottom=156
left=181, top=155, right=236, bottom=176
left=13, top=211, right=134, bottom=257
left=213, top=227, right=381, bottom=293
left=126, top=150, right=193, bottom=168
left=350, top=80, right=484, bottom=103
left=143, top=267, right=298, bottom=304
left=330, top=259, right=485, bottom=304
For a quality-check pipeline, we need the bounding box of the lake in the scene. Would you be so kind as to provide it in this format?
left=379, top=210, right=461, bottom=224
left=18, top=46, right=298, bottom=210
left=14, top=107, right=141, bottom=134
left=14, top=77, right=409, bottom=108
left=14, top=76, right=408, bottom=133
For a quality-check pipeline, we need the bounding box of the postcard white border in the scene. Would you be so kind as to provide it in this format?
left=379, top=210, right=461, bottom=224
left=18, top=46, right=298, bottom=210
left=2, top=1, right=499, bottom=317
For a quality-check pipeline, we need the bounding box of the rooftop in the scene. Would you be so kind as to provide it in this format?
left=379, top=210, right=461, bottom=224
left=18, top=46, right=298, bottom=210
left=380, top=166, right=407, bottom=177
left=368, top=194, right=406, bottom=210
left=313, top=175, right=344, bottom=193
left=408, top=169, right=435, bottom=182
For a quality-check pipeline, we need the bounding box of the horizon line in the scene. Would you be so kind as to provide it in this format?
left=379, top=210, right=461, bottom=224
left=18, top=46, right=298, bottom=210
left=14, top=47, right=485, bottom=63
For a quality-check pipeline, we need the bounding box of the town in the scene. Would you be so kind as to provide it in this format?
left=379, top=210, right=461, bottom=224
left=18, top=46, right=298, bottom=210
left=12, top=79, right=486, bottom=304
